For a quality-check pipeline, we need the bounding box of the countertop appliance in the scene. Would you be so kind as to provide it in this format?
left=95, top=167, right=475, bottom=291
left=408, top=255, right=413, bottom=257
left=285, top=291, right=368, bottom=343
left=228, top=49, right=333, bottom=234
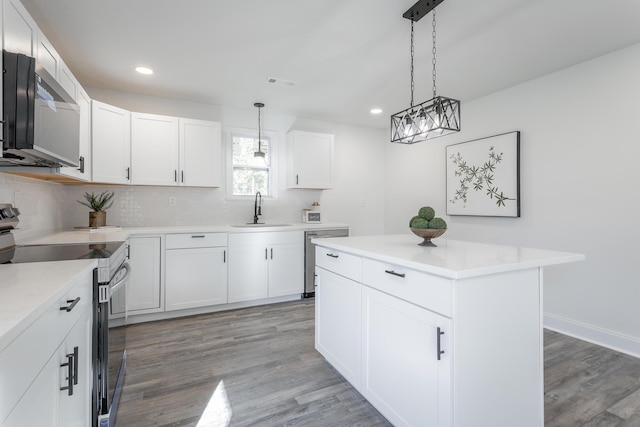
left=2, top=50, right=80, bottom=167
left=0, top=204, right=129, bottom=427
left=304, top=227, right=349, bottom=297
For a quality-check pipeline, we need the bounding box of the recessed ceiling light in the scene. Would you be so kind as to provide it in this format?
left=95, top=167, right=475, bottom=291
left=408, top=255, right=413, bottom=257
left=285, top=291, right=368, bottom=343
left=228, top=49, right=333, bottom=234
left=135, top=66, right=154, bottom=75
left=370, top=108, right=383, bottom=114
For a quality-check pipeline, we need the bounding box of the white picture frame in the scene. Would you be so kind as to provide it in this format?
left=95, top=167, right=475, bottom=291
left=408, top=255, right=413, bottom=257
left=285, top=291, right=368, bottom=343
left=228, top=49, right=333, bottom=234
left=446, top=131, right=520, bottom=217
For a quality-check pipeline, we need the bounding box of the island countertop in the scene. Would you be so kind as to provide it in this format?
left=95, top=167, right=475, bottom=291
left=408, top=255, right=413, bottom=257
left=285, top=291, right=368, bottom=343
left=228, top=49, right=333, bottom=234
left=311, top=234, right=585, bottom=280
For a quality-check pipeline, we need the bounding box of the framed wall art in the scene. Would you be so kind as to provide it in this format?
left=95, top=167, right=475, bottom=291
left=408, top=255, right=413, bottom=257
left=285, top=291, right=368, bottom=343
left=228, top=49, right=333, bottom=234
left=446, top=131, right=520, bottom=217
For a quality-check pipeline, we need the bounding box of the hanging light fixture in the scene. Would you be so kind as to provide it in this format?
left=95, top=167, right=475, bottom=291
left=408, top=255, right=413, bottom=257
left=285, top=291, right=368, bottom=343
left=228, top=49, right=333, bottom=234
left=390, top=0, right=460, bottom=144
left=254, top=102, right=266, bottom=158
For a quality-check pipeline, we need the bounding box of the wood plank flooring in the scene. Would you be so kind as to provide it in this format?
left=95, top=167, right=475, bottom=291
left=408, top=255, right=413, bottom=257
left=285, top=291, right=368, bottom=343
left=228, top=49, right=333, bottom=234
left=117, top=300, right=640, bottom=426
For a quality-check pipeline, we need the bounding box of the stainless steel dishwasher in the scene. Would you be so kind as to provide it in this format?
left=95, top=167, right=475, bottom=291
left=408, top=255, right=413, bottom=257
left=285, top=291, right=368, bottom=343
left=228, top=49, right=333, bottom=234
left=304, top=227, right=349, bottom=297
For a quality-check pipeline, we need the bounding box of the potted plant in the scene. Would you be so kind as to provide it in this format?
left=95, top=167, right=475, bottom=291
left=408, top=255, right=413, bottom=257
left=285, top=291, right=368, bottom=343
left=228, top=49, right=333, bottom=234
left=78, top=191, right=114, bottom=228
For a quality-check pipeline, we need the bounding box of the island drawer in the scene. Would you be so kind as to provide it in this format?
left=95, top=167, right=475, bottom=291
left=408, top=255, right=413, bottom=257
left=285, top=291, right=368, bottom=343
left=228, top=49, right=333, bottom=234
left=362, top=258, right=452, bottom=317
left=316, top=246, right=362, bottom=282
left=166, top=232, right=227, bottom=249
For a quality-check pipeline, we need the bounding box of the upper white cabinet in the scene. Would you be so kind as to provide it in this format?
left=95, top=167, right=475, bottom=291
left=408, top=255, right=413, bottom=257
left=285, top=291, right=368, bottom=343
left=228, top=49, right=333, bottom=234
left=59, top=86, right=91, bottom=181
left=57, top=58, right=78, bottom=101
left=131, top=113, right=180, bottom=186
left=179, top=118, right=222, bottom=187
left=91, top=100, right=131, bottom=184
left=35, top=31, right=58, bottom=78
left=3, top=0, right=37, bottom=56
left=286, top=130, right=334, bottom=189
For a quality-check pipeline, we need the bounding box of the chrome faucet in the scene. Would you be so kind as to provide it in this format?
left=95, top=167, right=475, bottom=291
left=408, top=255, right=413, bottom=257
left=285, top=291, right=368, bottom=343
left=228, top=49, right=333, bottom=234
left=253, top=191, right=262, bottom=224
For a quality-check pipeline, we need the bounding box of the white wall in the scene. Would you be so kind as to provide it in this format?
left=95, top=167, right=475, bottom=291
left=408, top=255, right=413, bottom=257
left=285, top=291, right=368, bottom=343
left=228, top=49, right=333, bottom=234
left=384, top=43, right=640, bottom=356
left=59, top=89, right=387, bottom=235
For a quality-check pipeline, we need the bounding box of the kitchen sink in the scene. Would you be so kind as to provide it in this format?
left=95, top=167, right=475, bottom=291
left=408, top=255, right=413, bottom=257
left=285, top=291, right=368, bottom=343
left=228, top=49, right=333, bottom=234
left=230, top=224, right=292, bottom=228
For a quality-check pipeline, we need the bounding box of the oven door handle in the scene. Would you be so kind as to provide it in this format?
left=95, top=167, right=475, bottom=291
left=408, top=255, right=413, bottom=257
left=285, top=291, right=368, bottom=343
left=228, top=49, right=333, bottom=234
left=109, top=262, right=130, bottom=297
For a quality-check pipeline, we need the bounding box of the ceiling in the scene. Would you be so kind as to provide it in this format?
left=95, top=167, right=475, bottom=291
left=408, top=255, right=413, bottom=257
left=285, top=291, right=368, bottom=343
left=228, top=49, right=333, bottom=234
left=21, top=0, right=640, bottom=129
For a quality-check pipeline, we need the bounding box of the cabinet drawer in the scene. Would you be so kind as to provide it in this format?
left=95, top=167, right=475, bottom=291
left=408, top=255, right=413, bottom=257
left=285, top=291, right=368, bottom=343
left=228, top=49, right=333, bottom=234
left=316, top=246, right=362, bottom=282
left=362, top=258, right=452, bottom=317
left=0, top=268, right=92, bottom=421
left=166, top=232, right=227, bottom=249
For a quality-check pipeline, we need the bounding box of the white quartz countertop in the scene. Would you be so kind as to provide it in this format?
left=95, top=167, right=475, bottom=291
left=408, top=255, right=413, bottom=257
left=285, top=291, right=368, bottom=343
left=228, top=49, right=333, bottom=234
left=0, top=260, right=97, bottom=353
left=19, top=222, right=349, bottom=245
left=312, top=234, right=585, bottom=279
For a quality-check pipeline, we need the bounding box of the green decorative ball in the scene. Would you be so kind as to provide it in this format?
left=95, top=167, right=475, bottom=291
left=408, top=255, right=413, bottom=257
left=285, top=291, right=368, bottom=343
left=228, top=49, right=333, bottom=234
left=410, top=217, right=430, bottom=229
left=418, top=206, right=436, bottom=221
left=429, top=217, right=447, bottom=229
left=409, top=215, right=421, bottom=227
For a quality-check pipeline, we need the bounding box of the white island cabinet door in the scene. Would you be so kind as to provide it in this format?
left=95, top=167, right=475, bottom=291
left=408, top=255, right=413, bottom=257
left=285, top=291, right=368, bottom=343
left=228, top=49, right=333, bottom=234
left=315, top=267, right=362, bottom=388
left=362, top=286, right=452, bottom=427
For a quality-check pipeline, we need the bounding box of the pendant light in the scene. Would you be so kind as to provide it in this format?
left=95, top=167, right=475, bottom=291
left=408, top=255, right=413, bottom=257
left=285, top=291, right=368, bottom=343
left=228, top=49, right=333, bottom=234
left=254, top=102, right=266, bottom=158
left=390, top=0, right=460, bottom=144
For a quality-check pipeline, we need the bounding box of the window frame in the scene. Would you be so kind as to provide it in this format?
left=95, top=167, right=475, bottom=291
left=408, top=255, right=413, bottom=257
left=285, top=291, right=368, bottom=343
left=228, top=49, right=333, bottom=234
left=225, top=127, right=279, bottom=200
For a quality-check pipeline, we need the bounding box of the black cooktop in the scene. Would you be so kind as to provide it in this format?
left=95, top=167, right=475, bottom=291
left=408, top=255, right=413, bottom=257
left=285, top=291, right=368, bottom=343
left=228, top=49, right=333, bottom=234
left=0, top=241, right=125, bottom=264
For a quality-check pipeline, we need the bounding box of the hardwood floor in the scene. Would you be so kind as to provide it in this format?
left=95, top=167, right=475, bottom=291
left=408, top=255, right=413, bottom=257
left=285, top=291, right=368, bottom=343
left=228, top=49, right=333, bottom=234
left=117, top=300, right=640, bottom=426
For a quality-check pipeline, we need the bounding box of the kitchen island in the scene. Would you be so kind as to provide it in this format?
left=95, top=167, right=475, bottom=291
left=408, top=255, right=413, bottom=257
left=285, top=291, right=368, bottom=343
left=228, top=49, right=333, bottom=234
left=312, top=234, right=584, bottom=427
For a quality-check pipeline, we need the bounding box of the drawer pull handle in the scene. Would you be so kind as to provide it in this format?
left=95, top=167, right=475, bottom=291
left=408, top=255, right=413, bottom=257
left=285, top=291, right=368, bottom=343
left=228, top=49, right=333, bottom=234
left=326, top=253, right=339, bottom=258
left=191, top=235, right=205, bottom=238
left=384, top=270, right=405, bottom=278
left=437, top=327, right=445, bottom=361
left=60, top=297, right=81, bottom=312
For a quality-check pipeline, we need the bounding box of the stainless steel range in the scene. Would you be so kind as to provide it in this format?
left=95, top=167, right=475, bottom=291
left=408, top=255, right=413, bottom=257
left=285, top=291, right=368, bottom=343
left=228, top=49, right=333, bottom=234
left=0, top=203, right=130, bottom=427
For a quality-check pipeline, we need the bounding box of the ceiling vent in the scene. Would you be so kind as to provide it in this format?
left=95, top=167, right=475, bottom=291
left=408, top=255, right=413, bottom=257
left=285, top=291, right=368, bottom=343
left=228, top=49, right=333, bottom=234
left=267, top=77, right=296, bottom=87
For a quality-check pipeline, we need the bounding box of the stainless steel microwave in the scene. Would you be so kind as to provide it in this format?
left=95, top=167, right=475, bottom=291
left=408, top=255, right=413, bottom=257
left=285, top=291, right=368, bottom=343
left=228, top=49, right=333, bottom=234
left=2, top=50, right=80, bottom=167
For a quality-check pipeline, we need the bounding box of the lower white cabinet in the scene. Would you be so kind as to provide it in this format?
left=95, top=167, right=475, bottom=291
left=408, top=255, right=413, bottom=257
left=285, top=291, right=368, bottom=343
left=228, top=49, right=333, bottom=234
left=127, top=236, right=162, bottom=314
left=1, top=269, right=92, bottom=427
left=315, top=268, right=361, bottom=386
left=361, top=286, right=451, bottom=427
left=228, top=231, right=304, bottom=303
left=165, top=233, right=228, bottom=311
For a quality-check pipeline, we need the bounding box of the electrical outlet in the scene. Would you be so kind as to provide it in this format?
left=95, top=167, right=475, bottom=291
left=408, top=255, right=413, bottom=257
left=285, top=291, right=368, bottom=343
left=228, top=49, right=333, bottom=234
left=169, top=196, right=176, bottom=207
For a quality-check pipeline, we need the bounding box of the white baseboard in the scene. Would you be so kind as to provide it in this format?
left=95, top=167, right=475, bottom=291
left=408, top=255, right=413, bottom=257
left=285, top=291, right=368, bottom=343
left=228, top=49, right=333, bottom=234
left=544, top=313, right=640, bottom=359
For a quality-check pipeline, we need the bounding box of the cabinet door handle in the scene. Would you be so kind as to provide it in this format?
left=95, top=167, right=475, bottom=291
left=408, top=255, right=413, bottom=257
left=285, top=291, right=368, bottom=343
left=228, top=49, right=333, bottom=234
left=265, top=248, right=268, bottom=260
left=126, top=167, right=130, bottom=180
left=326, top=253, right=339, bottom=258
left=296, top=174, right=299, bottom=185
left=60, top=297, right=81, bottom=312
left=191, top=235, right=205, bottom=238
left=384, top=270, right=405, bottom=278
left=78, top=156, right=85, bottom=173
left=174, top=170, right=178, bottom=182
left=181, top=171, right=184, bottom=183
left=270, top=248, right=273, bottom=259
left=437, top=327, right=445, bottom=361
left=60, top=346, right=78, bottom=396
left=223, top=250, right=226, bottom=263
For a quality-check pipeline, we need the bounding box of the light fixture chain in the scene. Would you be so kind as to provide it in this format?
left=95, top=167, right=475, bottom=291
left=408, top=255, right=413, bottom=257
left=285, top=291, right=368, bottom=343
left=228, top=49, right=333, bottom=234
left=410, top=20, right=415, bottom=107
left=432, top=9, right=437, bottom=99
left=257, top=105, right=262, bottom=151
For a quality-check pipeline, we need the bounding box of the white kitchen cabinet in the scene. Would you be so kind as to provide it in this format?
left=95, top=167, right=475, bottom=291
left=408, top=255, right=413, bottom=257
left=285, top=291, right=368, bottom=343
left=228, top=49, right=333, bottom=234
left=286, top=130, right=334, bottom=189
left=179, top=118, right=222, bottom=187
left=127, top=236, right=162, bottom=314
left=57, top=58, right=78, bottom=101
left=165, top=233, right=228, bottom=311
left=0, top=268, right=93, bottom=427
left=3, top=0, right=37, bottom=56
left=228, top=231, right=304, bottom=303
left=59, top=86, right=91, bottom=181
left=35, top=31, right=59, bottom=79
left=315, top=267, right=362, bottom=387
left=131, top=113, right=180, bottom=186
left=361, top=286, right=451, bottom=427
left=91, top=100, right=131, bottom=184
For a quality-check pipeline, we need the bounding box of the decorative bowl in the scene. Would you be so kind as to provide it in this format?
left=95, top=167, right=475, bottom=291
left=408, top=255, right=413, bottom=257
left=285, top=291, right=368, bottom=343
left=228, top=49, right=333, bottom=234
left=410, top=227, right=446, bottom=247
